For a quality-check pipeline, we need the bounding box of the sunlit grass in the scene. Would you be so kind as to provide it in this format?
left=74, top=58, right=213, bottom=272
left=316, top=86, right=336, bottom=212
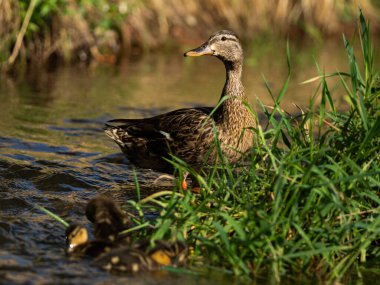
left=126, top=10, right=380, bottom=282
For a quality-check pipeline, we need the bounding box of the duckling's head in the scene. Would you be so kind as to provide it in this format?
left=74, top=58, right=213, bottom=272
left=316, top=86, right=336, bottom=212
left=65, top=224, right=88, bottom=253
left=148, top=240, right=187, bottom=266
left=184, top=30, right=243, bottom=64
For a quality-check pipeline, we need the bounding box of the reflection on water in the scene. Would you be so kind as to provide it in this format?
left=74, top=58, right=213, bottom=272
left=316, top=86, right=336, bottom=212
left=0, top=39, right=378, bottom=284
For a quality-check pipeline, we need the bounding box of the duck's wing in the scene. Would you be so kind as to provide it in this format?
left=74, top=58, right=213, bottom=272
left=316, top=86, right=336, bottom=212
left=105, top=118, right=163, bottom=139
left=105, top=106, right=214, bottom=140
left=104, top=106, right=216, bottom=170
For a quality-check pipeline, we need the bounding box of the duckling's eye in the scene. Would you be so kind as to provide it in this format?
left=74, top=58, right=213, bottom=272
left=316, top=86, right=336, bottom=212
left=221, top=36, right=226, bottom=41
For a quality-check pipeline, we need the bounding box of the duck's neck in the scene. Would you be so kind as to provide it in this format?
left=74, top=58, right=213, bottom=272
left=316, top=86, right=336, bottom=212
left=215, top=60, right=246, bottom=122
left=222, top=61, right=245, bottom=99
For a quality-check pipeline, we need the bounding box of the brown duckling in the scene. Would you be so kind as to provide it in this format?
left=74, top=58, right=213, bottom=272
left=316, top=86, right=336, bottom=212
left=93, top=240, right=187, bottom=273
left=104, top=30, right=256, bottom=190
left=65, top=224, right=115, bottom=258
left=85, top=196, right=132, bottom=242
left=65, top=196, right=132, bottom=257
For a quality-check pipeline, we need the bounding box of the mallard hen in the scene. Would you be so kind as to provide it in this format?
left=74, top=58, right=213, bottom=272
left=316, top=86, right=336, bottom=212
left=104, top=30, right=256, bottom=184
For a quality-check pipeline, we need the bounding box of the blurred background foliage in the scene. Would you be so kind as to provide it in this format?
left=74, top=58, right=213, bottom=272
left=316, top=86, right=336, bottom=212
left=0, top=0, right=379, bottom=70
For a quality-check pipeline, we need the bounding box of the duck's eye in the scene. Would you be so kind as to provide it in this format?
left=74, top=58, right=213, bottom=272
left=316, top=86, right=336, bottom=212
left=221, top=36, right=226, bottom=41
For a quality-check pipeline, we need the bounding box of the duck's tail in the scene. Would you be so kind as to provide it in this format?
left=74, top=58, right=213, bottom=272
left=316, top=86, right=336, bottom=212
left=103, top=123, right=127, bottom=146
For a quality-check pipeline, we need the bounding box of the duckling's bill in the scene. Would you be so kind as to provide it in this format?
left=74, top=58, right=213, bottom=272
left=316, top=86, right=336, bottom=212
left=184, top=44, right=213, bottom=57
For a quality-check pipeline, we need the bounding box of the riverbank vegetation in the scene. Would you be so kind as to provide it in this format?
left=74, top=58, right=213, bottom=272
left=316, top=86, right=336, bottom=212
left=121, top=11, right=379, bottom=283
left=1, top=0, right=379, bottom=71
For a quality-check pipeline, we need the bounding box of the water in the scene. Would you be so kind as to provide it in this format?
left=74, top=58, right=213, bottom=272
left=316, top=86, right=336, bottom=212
left=0, top=39, right=377, bottom=284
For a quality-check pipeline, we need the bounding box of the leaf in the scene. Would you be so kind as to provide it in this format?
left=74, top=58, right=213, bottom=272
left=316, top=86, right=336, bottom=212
left=34, top=204, right=69, bottom=228
left=220, top=213, right=246, bottom=240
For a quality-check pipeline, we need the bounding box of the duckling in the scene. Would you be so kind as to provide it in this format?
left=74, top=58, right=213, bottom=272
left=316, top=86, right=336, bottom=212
left=138, top=240, right=187, bottom=268
left=85, top=196, right=132, bottom=241
left=104, top=30, right=256, bottom=189
left=93, top=240, right=187, bottom=273
left=65, top=224, right=115, bottom=258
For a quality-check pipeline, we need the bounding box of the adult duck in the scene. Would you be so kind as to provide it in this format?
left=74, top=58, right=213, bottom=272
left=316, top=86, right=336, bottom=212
left=104, top=30, right=256, bottom=188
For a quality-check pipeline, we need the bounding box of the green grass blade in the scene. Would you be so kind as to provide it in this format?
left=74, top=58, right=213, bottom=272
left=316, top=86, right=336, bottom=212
left=34, top=204, right=69, bottom=228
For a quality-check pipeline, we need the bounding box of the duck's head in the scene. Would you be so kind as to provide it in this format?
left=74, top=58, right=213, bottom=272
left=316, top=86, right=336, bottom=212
left=184, top=30, right=243, bottom=64
left=65, top=224, right=88, bottom=253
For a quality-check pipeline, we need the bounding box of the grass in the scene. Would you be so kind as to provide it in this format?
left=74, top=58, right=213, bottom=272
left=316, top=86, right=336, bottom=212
left=121, top=10, right=380, bottom=283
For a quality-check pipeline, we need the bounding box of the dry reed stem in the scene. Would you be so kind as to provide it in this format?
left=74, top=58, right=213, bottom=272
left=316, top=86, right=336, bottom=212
left=123, top=0, right=378, bottom=47
left=6, top=0, right=37, bottom=68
